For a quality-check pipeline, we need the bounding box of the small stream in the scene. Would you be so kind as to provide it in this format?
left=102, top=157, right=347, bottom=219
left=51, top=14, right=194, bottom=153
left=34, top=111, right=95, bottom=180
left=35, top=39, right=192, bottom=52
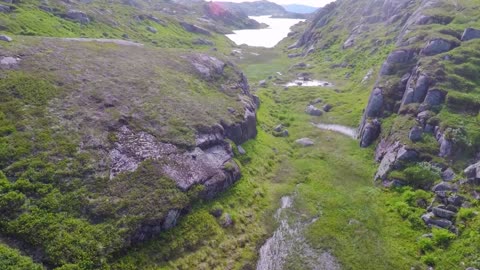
left=312, top=123, right=357, bottom=139
left=256, top=193, right=341, bottom=270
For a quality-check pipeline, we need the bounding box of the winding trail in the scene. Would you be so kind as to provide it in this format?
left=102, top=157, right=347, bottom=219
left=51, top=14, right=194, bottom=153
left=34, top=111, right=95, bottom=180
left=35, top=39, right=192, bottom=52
left=311, top=122, right=357, bottom=139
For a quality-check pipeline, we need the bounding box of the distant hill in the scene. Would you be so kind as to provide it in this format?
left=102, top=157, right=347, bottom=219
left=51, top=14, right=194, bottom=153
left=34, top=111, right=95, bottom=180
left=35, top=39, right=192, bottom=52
left=283, top=4, right=318, bottom=14
left=215, top=1, right=306, bottom=18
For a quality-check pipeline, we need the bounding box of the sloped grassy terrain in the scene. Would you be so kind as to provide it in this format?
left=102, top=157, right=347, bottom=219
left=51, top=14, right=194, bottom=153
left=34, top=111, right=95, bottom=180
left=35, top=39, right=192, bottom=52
left=0, top=35, right=258, bottom=269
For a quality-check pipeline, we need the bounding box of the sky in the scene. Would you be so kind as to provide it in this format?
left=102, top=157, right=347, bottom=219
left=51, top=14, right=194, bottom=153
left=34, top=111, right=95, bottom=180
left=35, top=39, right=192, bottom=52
left=208, top=0, right=334, bottom=8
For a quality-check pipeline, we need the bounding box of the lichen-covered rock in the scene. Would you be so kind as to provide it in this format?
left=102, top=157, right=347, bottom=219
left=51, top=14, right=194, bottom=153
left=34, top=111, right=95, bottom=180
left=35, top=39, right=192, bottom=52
left=461, top=27, right=480, bottom=41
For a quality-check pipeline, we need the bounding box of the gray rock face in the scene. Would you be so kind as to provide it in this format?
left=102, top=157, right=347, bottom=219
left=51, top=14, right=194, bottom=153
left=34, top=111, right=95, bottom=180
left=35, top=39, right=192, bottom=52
left=409, top=126, right=423, bottom=142
left=447, top=195, right=465, bottom=207
left=360, top=119, right=381, bottom=148
left=295, top=138, right=314, bottom=147
left=146, top=26, right=157, bottom=33
left=365, top=88, right=384, bottom=118
left=109, top=126, right=240, bottom=195
left=0, top=35, right=12, bottom=42
left=421, top=38, right=457, bottom=56
left=464, top=161, right=480, bottom=180
left=374, top=142, right=417, bottom=180
left=439, top=135, right=453, bottom=157
left=413, top=75, right=430, bottom=102
left=0, top=4, right=10, bottom=13
left=380, top=49, right=415, bottom=75
left=191, top=54, right=225, bottom=80
left=305, top=105, right=323, bottom=116
left=461, top=27, right=480, bottom=41
left=432, top=207, right=456, bottom=219
left=180, top=22, right=211, bottom=36
left=66, top=10, right=90, bottom=24
left=420, top=89, right=446, bottom=111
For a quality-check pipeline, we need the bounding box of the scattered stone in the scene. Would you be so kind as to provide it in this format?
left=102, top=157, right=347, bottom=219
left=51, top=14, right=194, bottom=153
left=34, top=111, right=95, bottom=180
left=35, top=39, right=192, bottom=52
left=0, top=35, right=12, bottom=42
left=279, top=130, right=289, bottom=137
left=323, top=104, right=333, bottom=112
left=292, top=62, right=307, bottom=69
left=274, top=125, right=284, bottom=132
left=305, top=105, right=323, bottom=116
left=409, top=126, right=423, bottom=142
left=439, top=136, right=453, bottom=158
left=227, top=107, right=236, bottom=114
left=221, top=213, right=233, bottom=227
left=288, top=53, right=302, bottom=58
left=146, top=26, right=157, bottom=33
left=237, top=145, right=246, bottom=155
left=66, top=10, right=90, bottom=24
left=191, top=54, right=225, bottom=80
left=461, top=28, right=480, bottom=41
left=361, top=69, right=374, bottom=83
left=441, top=168, right=455, bottom=182
left=210, top=208, right=223, bottom=218
left=432, top=207, right=456, bottom=219
left=295, top=138, right=314, bottom=147
left=259, top=80, right=267, bottom=87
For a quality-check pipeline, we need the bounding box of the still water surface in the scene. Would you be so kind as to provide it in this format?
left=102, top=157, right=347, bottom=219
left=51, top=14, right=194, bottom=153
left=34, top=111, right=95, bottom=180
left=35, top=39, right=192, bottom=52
left=226, top=16, right=304, bottom=48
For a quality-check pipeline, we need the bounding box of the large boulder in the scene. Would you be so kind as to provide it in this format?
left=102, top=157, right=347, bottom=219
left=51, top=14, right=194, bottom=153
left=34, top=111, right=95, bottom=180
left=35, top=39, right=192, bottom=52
left=419, top=89, right=446, bottom=111
left=439, top=135, right=453, bottom=157
left=420, top=38, right=457, bottom=56
left=409, top=126, right=423, bottom=142
left=380, top=49, right=415, bottom=75
left=66, top=10, right=90, bottom=24
left=461, top=27, right=480, bottom=41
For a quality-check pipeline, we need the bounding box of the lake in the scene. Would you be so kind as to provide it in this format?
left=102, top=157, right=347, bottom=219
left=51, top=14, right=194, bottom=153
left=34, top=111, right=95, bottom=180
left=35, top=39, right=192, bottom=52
left=226, top=16, right=305, bottom=48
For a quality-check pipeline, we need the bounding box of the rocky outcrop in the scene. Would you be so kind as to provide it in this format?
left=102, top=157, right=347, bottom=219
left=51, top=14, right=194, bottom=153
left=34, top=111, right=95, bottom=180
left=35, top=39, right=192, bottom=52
left=0, top=4, right=10, bottom=12
left=358, top=88, right=383, bottom=147
left=66, top=10, right=90, bottom=24
left=191, top=54, right=226, bottom=80
left=380, top=49, right=416, bottom=75
left=180, top=22, right=211, bottom=36
left=374, top=141, right=418, bottom=180
left=420, top=38, right=458, bottom=56
left=461, top=27, right=480, bottom=41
